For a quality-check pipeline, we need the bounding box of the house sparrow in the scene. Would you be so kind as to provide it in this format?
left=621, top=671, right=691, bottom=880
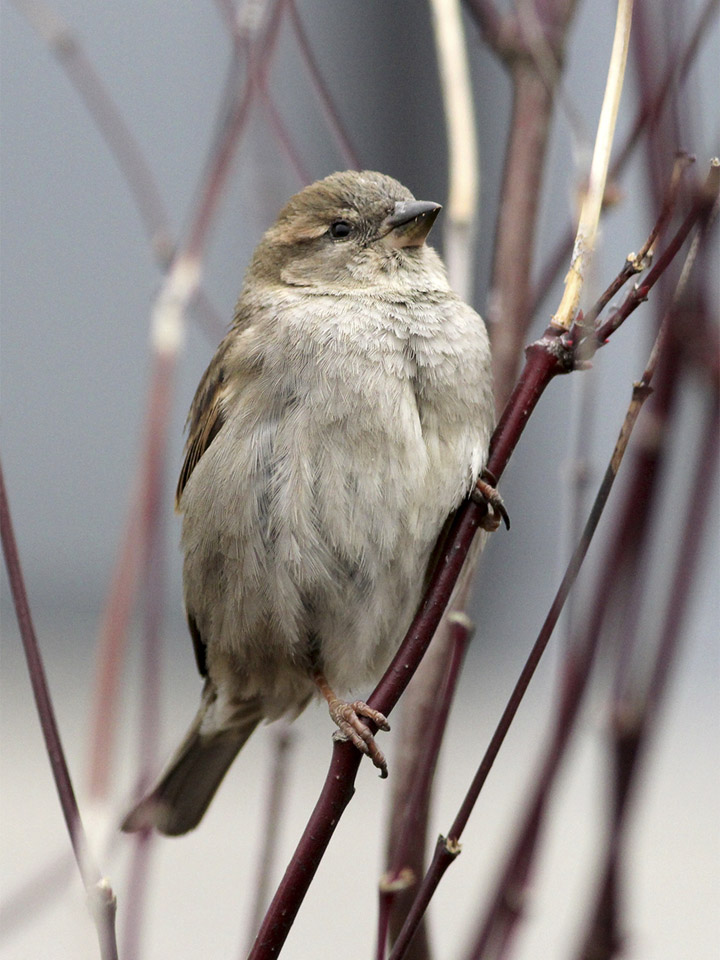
left=121, top=170, right=494, bottom=836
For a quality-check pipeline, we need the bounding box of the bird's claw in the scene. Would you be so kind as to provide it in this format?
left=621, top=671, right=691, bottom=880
left=472, top=473, right=510, bottom=531
left=329, top=698, right=390, bottom=778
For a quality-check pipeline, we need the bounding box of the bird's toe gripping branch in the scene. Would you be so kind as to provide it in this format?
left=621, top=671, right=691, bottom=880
left=472, top=471, right=510, bottom=532
left=315, top=673, right=390, bottom=778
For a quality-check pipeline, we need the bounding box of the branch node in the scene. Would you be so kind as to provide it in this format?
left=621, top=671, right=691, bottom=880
left=631, top=381, right=653, bottom=402
left=379, top=867, right=416, bottom=893
left=443, top=835, right=462, bottom=857
left=628, top=249, right=653, bottom=273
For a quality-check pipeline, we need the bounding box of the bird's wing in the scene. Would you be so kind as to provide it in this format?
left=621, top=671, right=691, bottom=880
left=176, top=334, right=236, bottom=508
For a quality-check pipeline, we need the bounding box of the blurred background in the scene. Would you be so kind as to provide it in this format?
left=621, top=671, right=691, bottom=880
left=1, top=2, right=718, bottom=958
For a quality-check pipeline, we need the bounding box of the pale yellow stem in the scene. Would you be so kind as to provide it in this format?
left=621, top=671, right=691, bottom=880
left=552, top=0, right=634, bottom=330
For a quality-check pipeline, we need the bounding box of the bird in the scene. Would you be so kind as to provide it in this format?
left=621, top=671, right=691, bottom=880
left=121, top=170, right=495, bottom=836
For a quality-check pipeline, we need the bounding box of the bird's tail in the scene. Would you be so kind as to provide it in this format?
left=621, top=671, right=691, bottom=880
left=121, top=683, right=262, bottom=836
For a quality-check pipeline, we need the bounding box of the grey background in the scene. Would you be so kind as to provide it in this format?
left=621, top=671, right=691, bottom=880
left=1, top=2, right=718, bottom=958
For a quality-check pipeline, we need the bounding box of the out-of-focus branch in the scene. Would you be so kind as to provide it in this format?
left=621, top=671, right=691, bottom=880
left=579, top=402, right=718, bottom=960
left=287, top=0, right=361, bottom=170
left=487, top=57, right=559, bottom=409
left=218, top=0, right=311, bottom=186
left=11, top=0, right=228, bottom=342
left=9, top=0, right=172, bottom=264
left=12, top=0, right=228, bottom=806
left=429, top=0, right=479, bottom=299
left=0, top=461, right=119, bottom=960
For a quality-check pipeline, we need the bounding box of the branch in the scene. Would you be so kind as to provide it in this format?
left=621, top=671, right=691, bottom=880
left=552, top=0, right=634, bottom=329
left=464, top=185, right=718, bottom=960
left=0, top=460, right=119, bottom=960
left=574, top=193, right=719, bottom=960
left=387, top=262, right=671, bottom=960
left=429, top=0, right=480, bottom=300
left=378, top=614, right=473, bottom=960
left=287, top=0, right=361, bottom=170
left=244, top=150, right=718, bottom=960
left=592, top=159, right=720, bottom=347
left=241, top=725, right=295, bottom=958
left=9, top=0, right=172, bottom=263
left=477, top=0, right=579, bottom=409
left=529, top=0, right=718, bottom=318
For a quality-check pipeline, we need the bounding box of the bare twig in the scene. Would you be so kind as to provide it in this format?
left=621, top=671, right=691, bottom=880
left=287, top=0, right=361, bottom=169
left=575, top=201, right=718, bottom=960
left=552, top=0, right=634, bottom=330
left=375, top=5, right=483, bottom=953
left=592, top=160, right=720, bottom=347
left=463, top=0, right=578, bottom=409
left=388, top=276, right=669, bottom=960
left=242, top=725, right=295, bottom=958
left=529, top=0, right=718, bottom=318
left=378, top=614, right=473, bottom=960
left=0, top=461, right=119, bottom=960
left=244, top=149, right=718, bottom=960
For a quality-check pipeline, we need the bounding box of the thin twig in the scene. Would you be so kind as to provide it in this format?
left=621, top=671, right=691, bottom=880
left=244, top=151, right=713, bottom=960
left=375, top=4, right=482, bottom=952
left=378, top=614, right=473, bottom=960
left=9, top=0, right=172, bottom=263
left=574, top=202, right=718, bottom=960
left=464, top=0, right=578, bottom=409
left=529, top=0, right=718, bottom=318
left=388, top=291, right=668, bottom=960
left=552, top=0, right=634, bottom=330
left=242, top=725, right=295, bottom=958
left=0, top=460, right=119, bottom=960
left=287, top=0, right=361, bottom=169
left=592, top=160, right=720, bottom=347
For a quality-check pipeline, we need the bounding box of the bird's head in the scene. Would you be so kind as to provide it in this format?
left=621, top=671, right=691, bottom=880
left=248, top=170, right=444, bottom=291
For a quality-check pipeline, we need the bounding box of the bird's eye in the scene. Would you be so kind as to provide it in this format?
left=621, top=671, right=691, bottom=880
left=328, top=219, right=353, bottom=239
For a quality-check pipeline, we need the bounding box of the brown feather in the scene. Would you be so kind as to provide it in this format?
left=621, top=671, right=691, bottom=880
left=175, top=337, right=234, bottom=509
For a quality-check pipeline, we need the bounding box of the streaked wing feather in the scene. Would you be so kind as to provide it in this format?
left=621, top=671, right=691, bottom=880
left=176, top=336, right=234, bottom=508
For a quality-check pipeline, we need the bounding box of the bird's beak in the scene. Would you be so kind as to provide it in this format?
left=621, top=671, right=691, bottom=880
left=382, top=200, right=442, bottom=248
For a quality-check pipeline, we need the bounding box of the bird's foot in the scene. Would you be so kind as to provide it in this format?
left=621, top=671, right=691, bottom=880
left=315, top=674, right=390, bottom=778
left=472, top=471, right=510, bottom=532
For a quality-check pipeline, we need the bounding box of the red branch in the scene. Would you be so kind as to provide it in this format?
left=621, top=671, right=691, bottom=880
left=0, top=460, right=119, bottom=960
left=246, top=162, right=719, bottom=960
